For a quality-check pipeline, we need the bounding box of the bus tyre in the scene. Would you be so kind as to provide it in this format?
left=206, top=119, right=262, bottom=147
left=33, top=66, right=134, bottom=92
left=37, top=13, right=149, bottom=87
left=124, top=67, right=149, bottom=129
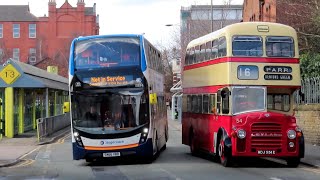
left=286, top=158, right=300, bottom=167
left=153, top=132, right=159, bottom=156
left=165, top=124, right=169, bottom=142
left=85, top=158, right=93, bottom=163
left=162, top=126, right=168, bottom=151
left=141, top=156, right=154, bottom=164
left=190, top=133, right=198, bottom=156
left=218, top=138, right=232, bottom=167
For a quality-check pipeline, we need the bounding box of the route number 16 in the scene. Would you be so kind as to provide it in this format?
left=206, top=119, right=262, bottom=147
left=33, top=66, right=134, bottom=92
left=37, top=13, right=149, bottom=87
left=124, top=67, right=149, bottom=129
left=237, top=65, right=258, bottom=80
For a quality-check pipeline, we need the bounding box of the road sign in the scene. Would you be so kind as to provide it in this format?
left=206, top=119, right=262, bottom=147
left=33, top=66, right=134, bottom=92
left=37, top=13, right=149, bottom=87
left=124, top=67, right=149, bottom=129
left=0, top=64, right=21, bottom=84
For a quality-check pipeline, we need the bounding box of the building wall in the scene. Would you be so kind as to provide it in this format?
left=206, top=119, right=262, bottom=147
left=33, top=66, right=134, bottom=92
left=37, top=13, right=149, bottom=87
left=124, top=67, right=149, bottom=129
left=181, top=5, right=243, bottom=44
left=39, top=1, right=98, bottom=73
left=295, top=105, right=320, bottom=145
left=0, top=21, right=38, bottom=62
left=180, top=5, right=242, bottom=71
left=172, top=59, right=181, bottom=84
left=242, top=0, right=276, bottom=22
left=0, top=0, right=98, bottom=77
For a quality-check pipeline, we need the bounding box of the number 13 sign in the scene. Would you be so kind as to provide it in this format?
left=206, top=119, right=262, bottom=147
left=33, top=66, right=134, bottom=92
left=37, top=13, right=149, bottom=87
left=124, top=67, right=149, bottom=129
left=0, top=64, right=21, bottom=84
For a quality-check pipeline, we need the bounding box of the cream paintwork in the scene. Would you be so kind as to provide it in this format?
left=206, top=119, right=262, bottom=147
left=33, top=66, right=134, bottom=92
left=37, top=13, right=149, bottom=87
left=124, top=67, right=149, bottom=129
left=186, top=22, right=299, bottom=58
left=183, top=62, right=301, bottom=88
left=183, top=63, right=230, bottom=88
left=230, top=62, right=301, bottom=86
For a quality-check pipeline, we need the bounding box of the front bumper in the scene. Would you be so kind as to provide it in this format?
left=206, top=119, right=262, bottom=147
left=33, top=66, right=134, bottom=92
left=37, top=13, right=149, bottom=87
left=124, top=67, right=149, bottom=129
left=72, top=138, right=153, bottom=160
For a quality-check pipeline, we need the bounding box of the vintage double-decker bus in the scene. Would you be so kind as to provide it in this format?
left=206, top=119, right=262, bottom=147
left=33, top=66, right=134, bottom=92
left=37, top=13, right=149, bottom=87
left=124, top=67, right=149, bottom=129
left=182, top=22, right=304, bottom=167
left=67, top=34, right=168, bottom=163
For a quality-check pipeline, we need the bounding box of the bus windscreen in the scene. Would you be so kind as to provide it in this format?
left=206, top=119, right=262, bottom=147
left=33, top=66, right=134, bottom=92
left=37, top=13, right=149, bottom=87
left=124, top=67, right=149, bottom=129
left=232, top=86, right=266, bottom=114
left=74, top=37, right=140, bottom=69
left=71, top=89, right=149, bottom=134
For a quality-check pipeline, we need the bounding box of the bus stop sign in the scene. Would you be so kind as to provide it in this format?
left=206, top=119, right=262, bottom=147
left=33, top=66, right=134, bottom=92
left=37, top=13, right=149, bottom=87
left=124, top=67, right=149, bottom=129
left=0, top=64, right=21, bottom=84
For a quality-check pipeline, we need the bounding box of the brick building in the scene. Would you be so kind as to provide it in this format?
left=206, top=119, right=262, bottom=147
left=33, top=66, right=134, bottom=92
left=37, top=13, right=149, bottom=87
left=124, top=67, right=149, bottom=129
left=242, top=0, right=290, bottom=23
left=0, top=0, right=99, bottom=77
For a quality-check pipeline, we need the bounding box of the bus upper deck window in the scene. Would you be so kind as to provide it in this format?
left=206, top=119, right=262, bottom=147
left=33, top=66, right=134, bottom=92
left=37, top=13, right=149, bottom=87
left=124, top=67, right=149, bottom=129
left=232, top=36, right=263, bottom=57
left=266, top=36, right=294, bottom=57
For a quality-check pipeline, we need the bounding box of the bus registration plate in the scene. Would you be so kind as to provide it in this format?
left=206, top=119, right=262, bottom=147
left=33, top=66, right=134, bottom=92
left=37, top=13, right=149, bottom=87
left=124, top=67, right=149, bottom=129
left=103, top=152, right=121, bottom=157
left=257, top=150, right=276, bottom=155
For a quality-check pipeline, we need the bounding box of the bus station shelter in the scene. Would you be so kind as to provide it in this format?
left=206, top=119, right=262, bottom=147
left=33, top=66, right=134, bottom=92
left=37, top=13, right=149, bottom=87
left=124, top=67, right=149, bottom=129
left=0, top=59, right=68, bottom=139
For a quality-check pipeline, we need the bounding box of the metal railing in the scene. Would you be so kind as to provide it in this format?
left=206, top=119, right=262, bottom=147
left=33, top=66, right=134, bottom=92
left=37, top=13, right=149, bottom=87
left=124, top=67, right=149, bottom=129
left=296, top=77, right=320, bottom=104
left=37, top=113, right=70, bottom=142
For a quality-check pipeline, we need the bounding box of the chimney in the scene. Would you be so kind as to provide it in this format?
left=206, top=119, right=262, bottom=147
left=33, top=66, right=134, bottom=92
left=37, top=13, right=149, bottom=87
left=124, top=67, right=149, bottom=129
left=48, top=0, right=56, bottom=13
left=77, top=0, right=85, bottom=5
left=77, top=0, right=85, bottom=11
left=93, top=3, right=96, bottom=14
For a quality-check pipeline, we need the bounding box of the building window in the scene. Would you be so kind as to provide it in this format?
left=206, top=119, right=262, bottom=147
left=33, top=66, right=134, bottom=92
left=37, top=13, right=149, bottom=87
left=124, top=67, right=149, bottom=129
left=13, top=48, right=19, bottom=61
left=0, top=24, right=3, bottom=38
left=29, top=48, right=36, bottom=63
left=13, top=24, right=20, bottom=38
left=0, top=48, right=3, bottom=60
left=29, top=24, right=36, bottom=38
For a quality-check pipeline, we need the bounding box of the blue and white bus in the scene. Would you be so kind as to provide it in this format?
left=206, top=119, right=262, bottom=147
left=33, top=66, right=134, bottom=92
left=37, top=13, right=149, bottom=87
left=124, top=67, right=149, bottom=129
left=68, top=34, right=168, bottom=162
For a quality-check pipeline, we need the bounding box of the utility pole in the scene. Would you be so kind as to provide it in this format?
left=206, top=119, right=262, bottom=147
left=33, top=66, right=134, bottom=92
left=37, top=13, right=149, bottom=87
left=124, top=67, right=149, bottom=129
left=211, top=0, right=213, bottom=32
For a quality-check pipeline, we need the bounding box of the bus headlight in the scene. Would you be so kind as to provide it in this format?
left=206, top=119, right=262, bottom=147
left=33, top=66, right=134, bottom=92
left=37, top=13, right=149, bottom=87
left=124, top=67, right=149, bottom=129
left=237, top=129, right=246, bottom=139
left=143, top=128, right=148, bottom=133
left=73, top=131, right=83, bottom=147
left=289, top=142, right=295, bottom=148
left=287, top=130, right=296, bottom=139
left=140, top=128, right=149, bottom=143
left=74, top=132, right=79, bottom=137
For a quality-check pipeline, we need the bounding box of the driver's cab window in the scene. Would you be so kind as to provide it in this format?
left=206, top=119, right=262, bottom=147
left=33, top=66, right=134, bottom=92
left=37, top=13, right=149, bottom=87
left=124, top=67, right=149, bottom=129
left=221, top=88, right=230, bottom=114
left=217, top=91, right=221, bottom=114
left=209, top=94, right=216, bottom=114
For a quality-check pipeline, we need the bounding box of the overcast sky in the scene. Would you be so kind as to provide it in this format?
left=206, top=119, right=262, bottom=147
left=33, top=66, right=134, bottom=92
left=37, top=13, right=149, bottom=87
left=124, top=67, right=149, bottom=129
left=1, top=0, right=244, bottom=47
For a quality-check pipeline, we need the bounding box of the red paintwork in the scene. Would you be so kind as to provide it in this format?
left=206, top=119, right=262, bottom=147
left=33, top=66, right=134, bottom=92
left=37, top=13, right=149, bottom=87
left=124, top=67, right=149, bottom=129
left=182, top=54, right=302, bottom=159
left=184, top=57, right=300, bottom=71
left=183, top=85, right=226, bottom=94
left=182, top=110, right=300, bottom=157
left=183, top=85, right=301, bottom=94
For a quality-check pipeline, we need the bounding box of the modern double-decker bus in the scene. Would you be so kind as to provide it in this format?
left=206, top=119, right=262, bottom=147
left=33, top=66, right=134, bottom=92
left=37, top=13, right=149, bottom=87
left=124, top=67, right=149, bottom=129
left=182, top=22, right=304, bottom=167
left=68, top=34, right=168, bottom=162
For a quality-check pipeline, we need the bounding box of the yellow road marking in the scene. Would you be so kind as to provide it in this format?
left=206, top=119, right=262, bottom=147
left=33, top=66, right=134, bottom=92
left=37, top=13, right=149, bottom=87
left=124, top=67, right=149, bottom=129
left=300, top=167, right=320, bottom=174
left=19, top=146, right=42, bottom=159
left=54, top=133, right=71, bottom=144
left=9, top=159, right=35, bottom=168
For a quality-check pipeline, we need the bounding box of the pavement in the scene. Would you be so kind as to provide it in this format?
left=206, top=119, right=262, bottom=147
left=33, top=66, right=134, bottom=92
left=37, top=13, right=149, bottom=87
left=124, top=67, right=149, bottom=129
left=0, top=126, right=71, bottom=168
left=1, top=117, right=320, bottom=168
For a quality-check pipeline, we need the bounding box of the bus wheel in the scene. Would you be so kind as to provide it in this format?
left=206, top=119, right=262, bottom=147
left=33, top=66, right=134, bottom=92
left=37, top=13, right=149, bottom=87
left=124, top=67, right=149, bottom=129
left=190, top=133, right=198, bottom=156
left=286, top=158, right=300, bottom=167
left=141, top=155, right=154, bottom=164
left=162, top=126, right=168, bottom=151
left=165, top=124, right=169, bottom=142
left=218, top=138, right=232, bottom=167
left=154, top=132, right=159, bottom=155
left=85, top=158, right=93, bottom=163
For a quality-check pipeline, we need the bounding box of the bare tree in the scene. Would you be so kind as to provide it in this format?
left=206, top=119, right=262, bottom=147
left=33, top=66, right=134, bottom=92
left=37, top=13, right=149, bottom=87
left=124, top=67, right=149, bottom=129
left=277, top=0, right=320, bottom=52
left=0, top=40, right=10, bottom=64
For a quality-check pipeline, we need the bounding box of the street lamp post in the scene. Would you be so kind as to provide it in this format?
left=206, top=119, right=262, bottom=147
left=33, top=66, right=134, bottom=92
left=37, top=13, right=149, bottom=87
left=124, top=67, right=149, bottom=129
left=165, top=24, right=183, bottom=122
left=211, top=0, right=213, bottom=32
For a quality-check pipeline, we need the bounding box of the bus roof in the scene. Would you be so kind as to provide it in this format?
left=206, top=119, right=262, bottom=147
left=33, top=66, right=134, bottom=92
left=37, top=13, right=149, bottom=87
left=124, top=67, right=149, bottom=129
left=187, top=22, right=298, bottom=48
left=74, top=34, right=144, bottom=41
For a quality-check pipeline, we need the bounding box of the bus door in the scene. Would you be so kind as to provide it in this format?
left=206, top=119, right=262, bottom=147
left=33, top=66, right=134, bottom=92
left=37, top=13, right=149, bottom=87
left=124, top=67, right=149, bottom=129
left=206, top=94, right=217, bottom=152
left=213, top=88, right=230, bottom=152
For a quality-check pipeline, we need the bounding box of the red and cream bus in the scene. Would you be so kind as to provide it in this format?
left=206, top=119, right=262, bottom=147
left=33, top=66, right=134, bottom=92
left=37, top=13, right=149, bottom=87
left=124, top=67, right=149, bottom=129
left=182, top=22, right=304, bottom=167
